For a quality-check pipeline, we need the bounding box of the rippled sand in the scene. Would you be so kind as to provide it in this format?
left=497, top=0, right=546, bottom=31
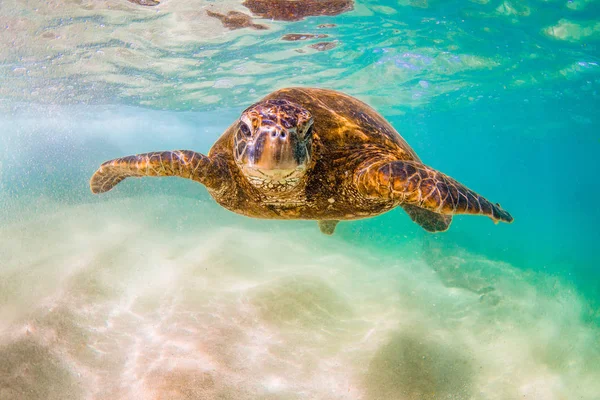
left=1, top=196, right=598, bottom=399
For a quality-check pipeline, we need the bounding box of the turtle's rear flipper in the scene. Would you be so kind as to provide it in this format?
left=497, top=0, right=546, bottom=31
left=318, top=220, right=339, bottom=235
left=355, top=160, right=513, bottom=224
left=401, top=204, right=452, bottom=232
left=90, top=150, right=223, bottom=194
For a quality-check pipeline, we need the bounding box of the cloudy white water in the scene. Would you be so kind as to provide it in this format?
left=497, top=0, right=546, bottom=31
left=0, top=194, right=599, bottom=399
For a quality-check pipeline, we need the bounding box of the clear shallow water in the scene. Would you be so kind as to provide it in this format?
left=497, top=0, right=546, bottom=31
left=1, top=0, right=600, bottom=399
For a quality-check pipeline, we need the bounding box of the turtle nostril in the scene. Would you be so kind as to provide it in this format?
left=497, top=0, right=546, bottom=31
left=280, top=132, right=286, bottom=139
left=271, top=132, right=277, bottom=138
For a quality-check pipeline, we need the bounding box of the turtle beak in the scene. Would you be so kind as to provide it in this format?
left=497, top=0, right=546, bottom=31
left=245, top=126, right=308, bottom=178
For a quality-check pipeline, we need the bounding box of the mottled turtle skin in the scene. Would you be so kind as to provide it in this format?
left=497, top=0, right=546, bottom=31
left=90, top=87, right=513, bottom=234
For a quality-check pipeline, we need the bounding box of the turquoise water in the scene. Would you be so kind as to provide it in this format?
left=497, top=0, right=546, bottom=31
left=1, top=0, right=600, bottom=399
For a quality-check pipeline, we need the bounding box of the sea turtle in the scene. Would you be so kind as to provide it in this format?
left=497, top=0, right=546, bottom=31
left=90, top=87, right=513, bottom=235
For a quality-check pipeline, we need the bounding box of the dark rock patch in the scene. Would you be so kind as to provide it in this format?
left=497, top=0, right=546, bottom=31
left=281, top=33, right=328, bottom=41
left=0, top=338, right=82, bottom=400
left=243, top=0, right=353, bottom=22
left=207, top=10, right=269, bottom=31
left=309, top=41, right=337, bottom=51
left=421, top=236, right=502, bottom=300
left=251, top=275, right=352, bottom=329
left=364, top=332, right=474, bottom=400
left=145, top=369, right=249, bottom=400
left=127, top=0, right=160, bottom=6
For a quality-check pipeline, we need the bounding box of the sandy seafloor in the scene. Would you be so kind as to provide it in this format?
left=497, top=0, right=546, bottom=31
left=1, top=194, right=600, bottom=400
left=1, top=104, right=599, bottom=400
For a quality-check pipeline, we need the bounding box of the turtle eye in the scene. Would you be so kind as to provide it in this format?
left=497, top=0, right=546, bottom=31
left=304, top=125, right=314, bottom=139
left=240, top=123, right=252, bottom=137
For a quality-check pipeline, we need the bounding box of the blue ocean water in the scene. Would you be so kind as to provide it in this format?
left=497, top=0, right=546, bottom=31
left=1, top=0, right=600, bottom=398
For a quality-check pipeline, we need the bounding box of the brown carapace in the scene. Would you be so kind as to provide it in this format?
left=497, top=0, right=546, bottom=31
left=90, top=88, right=513, bottom=235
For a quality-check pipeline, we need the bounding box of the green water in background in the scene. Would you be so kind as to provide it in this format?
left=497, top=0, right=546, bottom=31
left=1, top=0, right=600, bottom=398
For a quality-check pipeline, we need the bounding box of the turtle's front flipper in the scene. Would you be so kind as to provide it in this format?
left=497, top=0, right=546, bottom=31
left=355, top=160, right=513, bottom=224
left=90, top=150, right=225, bottom=194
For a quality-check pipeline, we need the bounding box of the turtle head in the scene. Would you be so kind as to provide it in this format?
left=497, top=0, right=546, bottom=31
left=234, top=99, right=314, bottom=191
